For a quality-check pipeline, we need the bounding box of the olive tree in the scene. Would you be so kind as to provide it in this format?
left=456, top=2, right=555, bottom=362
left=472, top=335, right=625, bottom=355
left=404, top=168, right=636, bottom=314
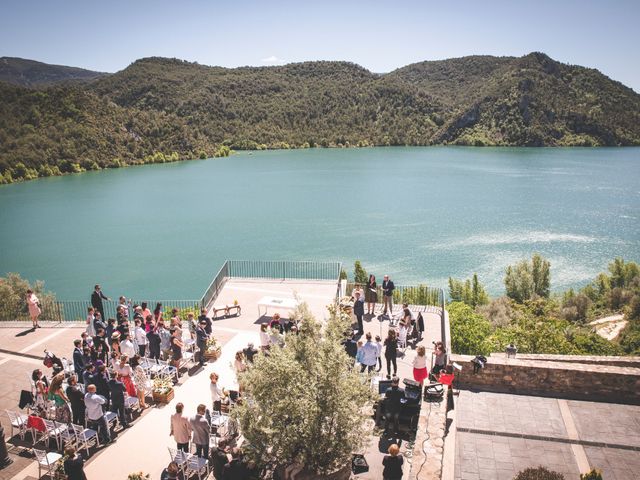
left=232, top=302, right=373, bottom=476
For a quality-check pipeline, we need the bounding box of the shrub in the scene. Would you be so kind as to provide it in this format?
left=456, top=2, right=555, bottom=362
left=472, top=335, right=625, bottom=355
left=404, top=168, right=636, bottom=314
left=233, top=302, right=373, bottom=475
left=514, top=466, right=565, bottom=480
left=580, top=468, right=603, bottom=480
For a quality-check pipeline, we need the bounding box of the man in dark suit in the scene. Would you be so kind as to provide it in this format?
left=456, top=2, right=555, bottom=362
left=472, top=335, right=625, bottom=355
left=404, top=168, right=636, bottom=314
left=198, top=308, right=212, bottom=336
left=91, top=284, right=110, bottom=323
left=72, top=339, right=85, bottom=378
left=195, top=320, right=209, bottom=366
left=384, top=376, right=405, bottom=436
left=382, top=275, right=395, bottom=316
left=353, top=290, right=365, bottom=333
left=108, top=372, right=129, bottom=428
left=93, top=364, right=111, bottom=409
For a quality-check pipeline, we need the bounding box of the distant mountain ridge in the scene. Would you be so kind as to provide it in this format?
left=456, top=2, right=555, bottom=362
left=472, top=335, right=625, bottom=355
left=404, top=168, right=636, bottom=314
left=0, top=57, right=108, bottom=86
left=1, top=53, right=639, bottom=183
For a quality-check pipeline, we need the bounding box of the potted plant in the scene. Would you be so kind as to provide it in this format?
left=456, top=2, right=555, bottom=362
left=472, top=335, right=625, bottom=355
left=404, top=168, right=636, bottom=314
left=204, top=336, right=222, bottom=361
left=151, top=373, right=174, bottom=403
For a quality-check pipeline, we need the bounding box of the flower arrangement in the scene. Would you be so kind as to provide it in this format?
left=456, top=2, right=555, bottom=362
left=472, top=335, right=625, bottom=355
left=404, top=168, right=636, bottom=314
left=152, top=373, right=173, bottom=395
left=152, top=373, right=175, bottom=403
left=53, top=455, right=69, bottom=479
left=205, top=336, right=222, bottom=360
left=127, top=473, right=150, bottom=480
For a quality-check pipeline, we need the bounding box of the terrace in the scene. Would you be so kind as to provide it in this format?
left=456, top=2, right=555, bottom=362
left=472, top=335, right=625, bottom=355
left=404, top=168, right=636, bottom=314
left=0, top=260, right=449, bottom=479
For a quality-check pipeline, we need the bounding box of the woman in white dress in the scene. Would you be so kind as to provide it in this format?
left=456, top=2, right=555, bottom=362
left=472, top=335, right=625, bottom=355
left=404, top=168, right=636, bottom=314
left=26, top=289, right=41, bottom=329
left=130, top=355, right=150, bottom=408
left=86, top=307, right=95, bottom=336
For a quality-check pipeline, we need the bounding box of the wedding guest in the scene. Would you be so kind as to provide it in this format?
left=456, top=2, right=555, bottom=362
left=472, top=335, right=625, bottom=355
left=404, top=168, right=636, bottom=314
left=134, top=319, right=148, bottom=356
left=190, top=404, right=211, bottom=458
left=384, top=329, right=398, bottom=378
left=365, top=274, right=378, bottom=315
left=66, top=374, right=86, bottom=425
left=170, top=402, right=192, bottom=452
left=353, top=290, right=365, bottom=334
left=86, top=307, right=96, bottom=336
left=382, top=443, right=404, bottom=479
left=130, top=355, right=150, bottom=409
left=382, top=275, right=395, bottom=315
left=63, top=446, right=87, bottom=480
left=412, top=345, right=428, bottom=385
left=26, top=289, right=41, bottom=329
left=90, top=284, right=110, bottom=324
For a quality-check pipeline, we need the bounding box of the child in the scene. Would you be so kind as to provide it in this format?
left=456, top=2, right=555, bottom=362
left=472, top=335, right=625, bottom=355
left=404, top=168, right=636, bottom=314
left=375, top=335, right=383, bottom=372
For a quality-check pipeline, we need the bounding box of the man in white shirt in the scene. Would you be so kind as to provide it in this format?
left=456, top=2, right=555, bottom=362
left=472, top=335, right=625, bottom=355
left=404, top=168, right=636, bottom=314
left=133, top=319, right=148, bottom=356
left=170, top=402, right=192, bottom=452
left=120, top=333, right=136, bottom=359
left=84, top=384, right=111, bottom=444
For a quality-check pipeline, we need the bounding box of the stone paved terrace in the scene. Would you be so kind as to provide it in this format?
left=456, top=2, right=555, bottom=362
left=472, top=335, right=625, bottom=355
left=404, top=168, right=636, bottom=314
left=0, top=278, right=444, bottom=480
left=454, top=390, right=640, bottom=480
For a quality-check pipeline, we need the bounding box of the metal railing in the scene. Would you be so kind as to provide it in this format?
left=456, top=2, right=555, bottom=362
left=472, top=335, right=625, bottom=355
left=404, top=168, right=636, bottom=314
left=0, top=299, right=200, bottom=322
left=200, top=261, right=230, bottom=312
left=227, top=260, right=342, bottom=281
left=200, top=260, right=343, bottom=309
left=345, top=282, right=444, bottom=309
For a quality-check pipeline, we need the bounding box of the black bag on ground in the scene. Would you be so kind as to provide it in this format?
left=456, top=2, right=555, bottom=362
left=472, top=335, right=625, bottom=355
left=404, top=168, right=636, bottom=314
left=352, top=454, right=369, bottom=474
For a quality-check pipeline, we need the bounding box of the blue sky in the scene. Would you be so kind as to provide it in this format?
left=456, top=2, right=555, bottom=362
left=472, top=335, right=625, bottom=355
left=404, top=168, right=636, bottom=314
left=1, top=0, right=639, bottom=91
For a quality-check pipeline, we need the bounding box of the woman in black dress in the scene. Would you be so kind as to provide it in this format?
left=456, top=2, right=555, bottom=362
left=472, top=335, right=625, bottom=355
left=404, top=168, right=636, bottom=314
left=170, top=329, right=184, bottom=368
left=365, top=274, right=378, bottom=315
left=384, top=329, right=398, bottom=378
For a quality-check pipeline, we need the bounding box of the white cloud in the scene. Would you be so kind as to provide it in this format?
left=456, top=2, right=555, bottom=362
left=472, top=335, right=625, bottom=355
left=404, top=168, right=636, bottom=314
left=261, top=55, right=284, bottom=64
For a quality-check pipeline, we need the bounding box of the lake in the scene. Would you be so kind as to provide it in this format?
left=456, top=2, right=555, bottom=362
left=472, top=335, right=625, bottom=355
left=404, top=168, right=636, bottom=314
left=0, top=147, right=639, bottom=299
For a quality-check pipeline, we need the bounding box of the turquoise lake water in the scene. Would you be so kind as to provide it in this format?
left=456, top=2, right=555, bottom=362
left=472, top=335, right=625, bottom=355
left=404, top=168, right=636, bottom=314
left=0, top=147, right=639, bottom=299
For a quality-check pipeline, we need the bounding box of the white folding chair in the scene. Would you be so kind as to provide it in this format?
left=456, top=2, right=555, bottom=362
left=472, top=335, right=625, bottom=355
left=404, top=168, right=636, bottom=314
left=104, top=411, right=118, bottom=430
left=167, top=446, right=190, bottom=476
left=5, top=410, right=29, bottom=440
left=42, top=419, right=68, bottom=451
left=33, top=448, right=62, bottom=479
left=124, top=395, right=140, bottom=422
left=71, top=423, right=99, bottom=455
left=185, top=454, right=210, bottom=480
left=158, top=359, right=179, bottom=382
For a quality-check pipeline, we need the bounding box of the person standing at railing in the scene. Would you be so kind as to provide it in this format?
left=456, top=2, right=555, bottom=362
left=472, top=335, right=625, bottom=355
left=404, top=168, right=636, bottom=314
left=91, top=285, right=110, bottom=324
left=382, top=275, right=395, bottom=316
left=26, top=289, right=41, bottom=329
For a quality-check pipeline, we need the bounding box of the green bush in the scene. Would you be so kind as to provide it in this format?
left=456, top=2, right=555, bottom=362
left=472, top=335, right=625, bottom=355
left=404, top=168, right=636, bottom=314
left=514, top=466, right=565, bottom=480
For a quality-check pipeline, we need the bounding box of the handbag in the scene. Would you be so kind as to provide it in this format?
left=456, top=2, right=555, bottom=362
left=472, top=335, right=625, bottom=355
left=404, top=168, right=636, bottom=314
left=352, top=454, right=369, bottom=474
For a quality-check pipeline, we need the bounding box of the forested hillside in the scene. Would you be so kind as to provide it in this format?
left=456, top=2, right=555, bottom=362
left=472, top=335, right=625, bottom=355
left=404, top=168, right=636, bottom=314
left=1, top=52, right=639, bottom=183
left=0, top=57, right=107, bottom=86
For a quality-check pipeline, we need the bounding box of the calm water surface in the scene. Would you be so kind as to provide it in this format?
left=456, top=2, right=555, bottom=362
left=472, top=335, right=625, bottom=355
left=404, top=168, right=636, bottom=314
left=1, top=147, right=639, bottom=299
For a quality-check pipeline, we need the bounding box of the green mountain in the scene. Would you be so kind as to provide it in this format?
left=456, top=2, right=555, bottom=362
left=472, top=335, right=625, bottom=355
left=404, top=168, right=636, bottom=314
left=1, top=53, right=639, bottom=183
left=0, top=57, right=108, bottom=87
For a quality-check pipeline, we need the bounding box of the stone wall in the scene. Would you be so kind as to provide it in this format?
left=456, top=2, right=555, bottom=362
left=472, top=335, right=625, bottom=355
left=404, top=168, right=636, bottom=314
left=410, top=385, right=449, bottom=480
left=449, top=354, right=640, bottom=405
left=490, top=352, right=640, bottom=368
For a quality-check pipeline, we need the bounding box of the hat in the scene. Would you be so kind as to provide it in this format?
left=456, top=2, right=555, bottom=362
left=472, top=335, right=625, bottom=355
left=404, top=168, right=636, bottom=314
left=111, top=332, right=121, bottom=339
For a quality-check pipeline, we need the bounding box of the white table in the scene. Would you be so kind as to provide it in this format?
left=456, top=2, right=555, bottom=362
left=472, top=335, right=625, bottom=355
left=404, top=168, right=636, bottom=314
left=257, top=296, right=298, bottom=317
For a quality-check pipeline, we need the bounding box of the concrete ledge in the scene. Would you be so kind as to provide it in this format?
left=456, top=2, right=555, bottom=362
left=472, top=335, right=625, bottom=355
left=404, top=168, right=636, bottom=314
left=450, top=354, right=640, bottom=405
left=490, top=352, right=640, bottom=368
